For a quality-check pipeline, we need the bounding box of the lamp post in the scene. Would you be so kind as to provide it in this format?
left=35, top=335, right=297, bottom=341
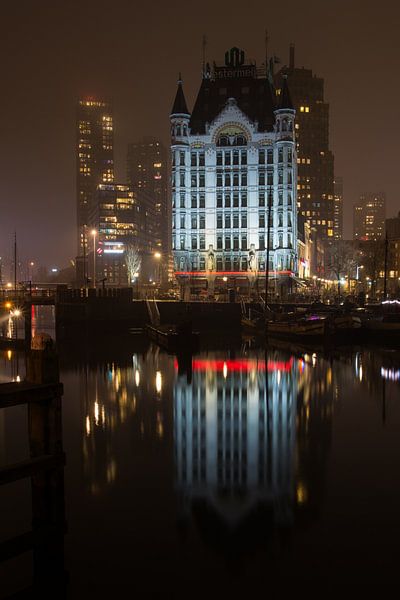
left=91, top=229, right=97, bottom=288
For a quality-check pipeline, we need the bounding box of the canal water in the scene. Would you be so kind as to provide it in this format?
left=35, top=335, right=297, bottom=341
left=1, top=307, right=400, bottom=597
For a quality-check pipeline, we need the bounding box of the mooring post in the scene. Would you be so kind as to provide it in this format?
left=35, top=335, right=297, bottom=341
left=26, top=333, right=66, bottom=594
left=24, top=302, right=32, bottom=349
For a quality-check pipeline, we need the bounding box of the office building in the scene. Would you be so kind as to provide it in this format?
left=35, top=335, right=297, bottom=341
left=171, top=47, right=297, bottom=297
left=353, top=193, right=386, bottom=241
left=89, top=183, right=139, bottom=285
left=386, top=211, right=400, bottom=240
left=127, top=138, right=170, bottom=281
left=276, top=45, right=335, bottom=240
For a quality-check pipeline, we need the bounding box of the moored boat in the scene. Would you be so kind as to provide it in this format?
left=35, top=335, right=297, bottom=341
left=146, top=323, right=200, bottom=353
left=266, top=316, right=328, bottom=340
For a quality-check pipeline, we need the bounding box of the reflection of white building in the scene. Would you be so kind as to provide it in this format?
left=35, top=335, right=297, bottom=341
left=171, top=46, right=297, bottom=295
left=174, top=355, right=297, bottom=526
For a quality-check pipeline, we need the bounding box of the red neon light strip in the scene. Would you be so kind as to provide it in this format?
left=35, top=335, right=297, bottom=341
left=174, top=270, right=294, bottom=277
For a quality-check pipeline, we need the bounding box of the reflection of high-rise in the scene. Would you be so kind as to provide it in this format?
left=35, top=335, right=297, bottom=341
left=295, top=353, right=335, bottom=519
left=174, top=353, right=297, bottom=528
left=80, top=348, right=173, bottom=495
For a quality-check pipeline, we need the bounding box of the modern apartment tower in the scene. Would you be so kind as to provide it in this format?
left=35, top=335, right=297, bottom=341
left=76, top=98, right=114, bottom=257
left=353, top=193, right=386, bottom=241
left=276, top=45, right=334, bottom=240
left=171, top=47, right=297, bottom=296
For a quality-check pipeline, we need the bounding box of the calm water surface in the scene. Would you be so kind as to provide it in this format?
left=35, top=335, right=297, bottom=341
left=1, top=310, right=400, bottom=597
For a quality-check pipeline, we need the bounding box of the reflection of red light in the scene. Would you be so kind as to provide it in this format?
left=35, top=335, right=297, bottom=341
left=174, top=358, right=294, bottom=372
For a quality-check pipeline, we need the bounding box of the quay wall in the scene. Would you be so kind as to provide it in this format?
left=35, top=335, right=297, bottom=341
left=55, top=288, right=243, bottom=331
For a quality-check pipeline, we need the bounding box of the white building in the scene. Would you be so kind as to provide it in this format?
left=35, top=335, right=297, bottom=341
left=170, top=47, right=297, bottom=297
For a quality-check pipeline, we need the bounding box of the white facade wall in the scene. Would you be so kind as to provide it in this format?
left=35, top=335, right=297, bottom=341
left=171, top=98, right=297, bottom=279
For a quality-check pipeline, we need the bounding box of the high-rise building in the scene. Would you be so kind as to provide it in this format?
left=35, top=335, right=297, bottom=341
left=333, top=177, right=343, bottom=240
left=127, top=138, right=170, bottom=280
left=170, top=47, right=297, bottom=297
left=276, top=45, right=335, bottom=240
left=89, top=183, right=139, bottom=285
left=76, top=98, right=114, bottom=258
left=353, top=193, right=386, bottom=241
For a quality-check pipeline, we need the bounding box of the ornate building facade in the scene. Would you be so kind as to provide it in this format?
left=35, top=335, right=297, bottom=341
left=170, top=47, right=297, bottom=296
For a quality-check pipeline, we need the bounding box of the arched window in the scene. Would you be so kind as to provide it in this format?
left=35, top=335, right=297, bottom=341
left=217, top=135, right=229, bottom=147
left=235, top=135, right=247, bottom=146
left=282, top=120, right=287, bottom=132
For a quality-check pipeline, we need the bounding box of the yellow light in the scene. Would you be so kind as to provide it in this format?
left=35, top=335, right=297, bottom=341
left=13, top=309, right=21, bottom=317
left=155, top=371, right=162, bottom=393
left=7, top=350, right=12, bottom=360
left=154, top=252, right=161, bottom=259
left=94, top=401, right=99, bottom=425
left=6, top=282, right=12, bottom=288
left=135, top=369, right=140, bottom=387
left=5, top=302, right=12, bottom=309
left=223, top=362, right=228, bottom=379
left=296, top=482, right=308, bottom=504
left=222, top=276, right=228, bottom=282
left=85, top=416, right=91, bottom=436
left=91, top=229, right=97, bottom=236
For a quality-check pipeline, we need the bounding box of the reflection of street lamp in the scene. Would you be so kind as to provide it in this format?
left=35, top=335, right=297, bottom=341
left=91, top=229, right=97, bottom=288
left=11, top=308, right=21, bottom=340
left=154, top=252, right=161, bottom=284
left=133, top=271, right=139, bottom=299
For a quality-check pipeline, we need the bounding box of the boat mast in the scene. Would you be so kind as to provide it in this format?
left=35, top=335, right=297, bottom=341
left=265, top=185, right=273, bottom=307
left=14, top=231, right=17, bottom=295
left=383, top=232, right=388, bottom=300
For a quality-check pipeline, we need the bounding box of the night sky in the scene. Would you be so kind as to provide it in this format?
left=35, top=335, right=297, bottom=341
left=1, top=0, right=399, bottom=270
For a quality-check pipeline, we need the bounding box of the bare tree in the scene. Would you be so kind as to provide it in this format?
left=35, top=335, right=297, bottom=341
left=326, top=241, right=358, bottom=300
left=125, top=244, right=141, bottom=284
left=358, top=240, right=385, bottom=299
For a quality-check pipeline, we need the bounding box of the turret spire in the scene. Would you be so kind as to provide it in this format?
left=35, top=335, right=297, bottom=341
left=279, top=75, right=294, bottom=111
left=170, top=76, right=190, bottom=116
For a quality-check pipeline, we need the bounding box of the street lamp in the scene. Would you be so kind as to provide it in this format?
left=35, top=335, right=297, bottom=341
left=91, top=229, right=97, bottom=288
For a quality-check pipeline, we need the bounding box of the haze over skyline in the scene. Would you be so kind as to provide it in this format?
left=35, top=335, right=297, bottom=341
left=1, top=0, right=399, bottom=268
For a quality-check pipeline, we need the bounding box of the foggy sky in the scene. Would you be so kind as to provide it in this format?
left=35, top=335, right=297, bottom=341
left=1, top=0, right=399, bottom=269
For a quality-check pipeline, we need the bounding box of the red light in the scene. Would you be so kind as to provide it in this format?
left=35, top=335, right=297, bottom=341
left=174, top=271, right=294, bottom=277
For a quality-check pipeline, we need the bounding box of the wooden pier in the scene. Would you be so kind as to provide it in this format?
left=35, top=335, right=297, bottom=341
left=0, top=340, right=66, bottom=597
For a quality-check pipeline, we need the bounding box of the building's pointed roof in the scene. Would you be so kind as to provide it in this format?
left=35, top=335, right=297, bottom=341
left=279, top=75, right=294, bottom=111
left=171, top=75, right=190, bottom=116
